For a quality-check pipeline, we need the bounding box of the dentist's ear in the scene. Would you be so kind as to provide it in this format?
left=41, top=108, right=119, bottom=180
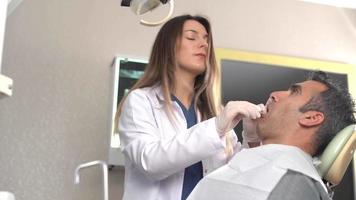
left=299, top=111, right=325, bottom=127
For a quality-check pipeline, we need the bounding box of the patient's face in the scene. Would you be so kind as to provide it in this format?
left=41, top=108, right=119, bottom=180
left=256, top=80, right=327, bottom=140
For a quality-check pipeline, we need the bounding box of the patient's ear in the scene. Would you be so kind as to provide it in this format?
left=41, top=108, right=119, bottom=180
left=299, top=111, right=325, bottom=127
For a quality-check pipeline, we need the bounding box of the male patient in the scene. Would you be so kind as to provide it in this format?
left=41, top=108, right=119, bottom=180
left=187, top=71, right=356, bottom=200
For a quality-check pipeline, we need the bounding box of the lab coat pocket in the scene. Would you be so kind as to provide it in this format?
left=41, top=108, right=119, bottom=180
left=202, top=149, right=229, bottom=175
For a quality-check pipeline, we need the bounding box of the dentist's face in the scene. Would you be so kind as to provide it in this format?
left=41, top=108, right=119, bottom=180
left=256, top=80, right=327, bottom=141
left=175, top=20, right=209, bottom=77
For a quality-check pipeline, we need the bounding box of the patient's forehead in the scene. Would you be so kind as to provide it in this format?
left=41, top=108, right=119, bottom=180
left=298, top=80, right=328, bottom=95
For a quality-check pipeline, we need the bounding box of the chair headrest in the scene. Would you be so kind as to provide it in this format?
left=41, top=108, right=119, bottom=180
left=316, top=124, right=356, bottom=186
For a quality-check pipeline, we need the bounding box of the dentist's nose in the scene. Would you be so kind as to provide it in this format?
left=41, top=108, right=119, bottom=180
left=199, top=38, right=208, bottom=49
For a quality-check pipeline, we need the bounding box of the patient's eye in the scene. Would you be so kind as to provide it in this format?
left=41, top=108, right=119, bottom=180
left=289, top=84, right=302, bottom=95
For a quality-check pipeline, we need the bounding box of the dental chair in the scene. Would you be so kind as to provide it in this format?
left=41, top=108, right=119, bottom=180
left=317, top=124, right=356, bottom=199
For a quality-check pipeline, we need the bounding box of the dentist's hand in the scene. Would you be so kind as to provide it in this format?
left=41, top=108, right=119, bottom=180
left=242, top=103, right=266, bottom=147
left=215, top=101, right=265, bottom=136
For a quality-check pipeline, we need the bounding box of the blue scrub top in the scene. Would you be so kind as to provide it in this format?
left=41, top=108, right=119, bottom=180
left=172, top=96, right=203, bottom=200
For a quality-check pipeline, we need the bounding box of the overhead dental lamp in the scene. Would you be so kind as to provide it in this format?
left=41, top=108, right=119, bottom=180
left=121, top=0, right=174, bottom=26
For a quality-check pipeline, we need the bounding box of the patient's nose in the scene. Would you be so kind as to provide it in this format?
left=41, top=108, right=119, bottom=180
left=269, top=91, right=282, bottom=103
left=270, top=93, right=277, bottom=103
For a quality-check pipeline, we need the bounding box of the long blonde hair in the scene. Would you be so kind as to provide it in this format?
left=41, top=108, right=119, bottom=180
left=115, top=15, right=233, bottom=156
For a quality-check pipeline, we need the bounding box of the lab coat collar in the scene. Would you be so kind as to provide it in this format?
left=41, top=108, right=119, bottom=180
left=151, top=84, right=165, bottom=101
left=150, top=84, right=202, bottom=122
left=148, top=84, right=166, bottom=109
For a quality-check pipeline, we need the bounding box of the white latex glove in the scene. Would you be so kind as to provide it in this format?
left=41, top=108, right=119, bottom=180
left=242, top=103, right=266, bottom=143
left=216, top=101, right=265, bottom=136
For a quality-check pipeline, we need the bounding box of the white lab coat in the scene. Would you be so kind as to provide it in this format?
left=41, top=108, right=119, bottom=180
left=118, top=85, right=240, bottom=200
left=187, top=144, right=327, bottom=200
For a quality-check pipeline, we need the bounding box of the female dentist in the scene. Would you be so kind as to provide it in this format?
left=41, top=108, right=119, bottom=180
left=117, top=14, right=265, bottom=200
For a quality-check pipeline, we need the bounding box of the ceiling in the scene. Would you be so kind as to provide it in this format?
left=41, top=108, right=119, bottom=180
left=300, top=0, right=356, bottom=9
left=5, top=0, right=356, bottom=35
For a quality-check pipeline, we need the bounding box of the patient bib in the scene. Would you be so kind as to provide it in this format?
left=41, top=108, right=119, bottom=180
left=190, top=144, right=327, bottom=200
left=228, top=144, right=327, bottom=194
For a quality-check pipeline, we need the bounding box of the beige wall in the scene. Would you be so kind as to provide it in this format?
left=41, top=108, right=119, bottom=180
left=0, top=0, right=355, bottom=200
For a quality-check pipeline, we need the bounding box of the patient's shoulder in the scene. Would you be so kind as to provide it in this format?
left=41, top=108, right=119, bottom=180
left=268, top=170, right=330, bottom=200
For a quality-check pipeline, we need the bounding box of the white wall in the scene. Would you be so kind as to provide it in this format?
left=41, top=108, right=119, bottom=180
left=0, top=0, right=355, bottom=200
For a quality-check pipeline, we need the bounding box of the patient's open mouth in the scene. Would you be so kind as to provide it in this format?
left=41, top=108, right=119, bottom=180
left=261, top=106, right=269, bottom=118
